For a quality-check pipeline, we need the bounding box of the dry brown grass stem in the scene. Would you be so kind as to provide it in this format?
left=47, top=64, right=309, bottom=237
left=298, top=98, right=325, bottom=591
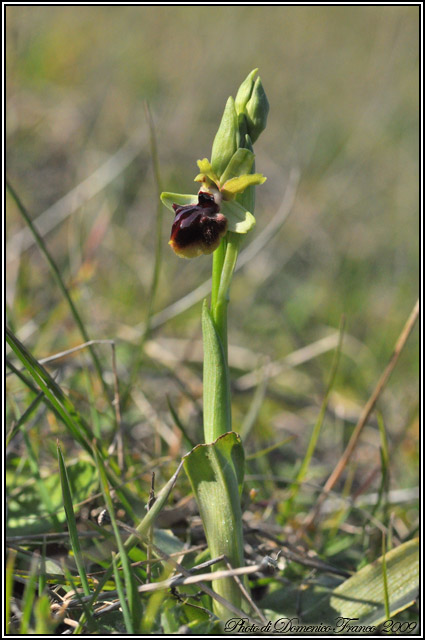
left=304, top=298, right=419, bottom=529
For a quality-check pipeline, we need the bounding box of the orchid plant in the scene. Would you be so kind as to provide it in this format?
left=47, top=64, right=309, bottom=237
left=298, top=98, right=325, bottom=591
left=160, top=69, right=269, bottom=620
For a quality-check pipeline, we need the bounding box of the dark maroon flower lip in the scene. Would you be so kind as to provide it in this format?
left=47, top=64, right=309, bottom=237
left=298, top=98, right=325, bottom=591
left=172, top=191, right=220, bottom=217
left=169, top=192, right=228, bottom=258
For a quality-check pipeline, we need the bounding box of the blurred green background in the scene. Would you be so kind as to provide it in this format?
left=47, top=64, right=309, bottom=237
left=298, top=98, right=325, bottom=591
left=6, top=6, right=419, bottom=493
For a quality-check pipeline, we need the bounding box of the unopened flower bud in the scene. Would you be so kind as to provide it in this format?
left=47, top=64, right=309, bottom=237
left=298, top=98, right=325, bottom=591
left=211, top=96, right=238, bottom=179
left=245, top=76, right=269, bottom=143
left=169, top=191, right=228, bottom=259
left=236, top=112, right=248, bottom=149
left=234, top=68, right=259, bottom=115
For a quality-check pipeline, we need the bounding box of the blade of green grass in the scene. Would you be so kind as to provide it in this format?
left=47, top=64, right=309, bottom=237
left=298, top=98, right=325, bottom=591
left=124, top=460, right=184, bottom=552
left=61, top=560, right=95, bottom=634
left=166, top=395, right=196, bottom=449
left=239, top=364, right=268, bottom=440
left=6, top=179, right=109, bottom=399
left=6, top=327, right=93, bottom=454
left=283, top=316, right=345, bottom=516
left=22, top=430, right=62, bottom=531
left=112, top=552, right=134, bottom=633
left=19, top=554, right=38, bottom=634
left=38, top=540, right=47, bottom=596
left=140, top=564, right=175, bottom=634
left=93, top=446, right=143, bottom=630
left=144, top=101, right=164, bottom=335
left=6, top=389, right=44, bottom=447
left=245, top=436, right=294, bottom=461
left=6, top=358, right=64, bottom=428
left=34, top=594, right=57, bottom=634
left=57, top=444, right=91, bottom=597
left=381, top=534, right=390, bottom=621
left=7, top=337, right=137, bottom=524
left=372, top=412, right=390, bottom=524
left=5, top=549, right=17, bottom=633
left=122, top=104, right=164, bottom=408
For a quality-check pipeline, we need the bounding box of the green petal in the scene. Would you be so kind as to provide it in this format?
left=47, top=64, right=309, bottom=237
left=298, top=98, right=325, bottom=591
left=221, top=173, right=266, bottom=198
left=221, top=200, right=256, bottom=234
left=195, top=158, right=219, bottom=182
left=160, top=192, right=197, bottom=212
left=219, top=148, right=255, bottom=185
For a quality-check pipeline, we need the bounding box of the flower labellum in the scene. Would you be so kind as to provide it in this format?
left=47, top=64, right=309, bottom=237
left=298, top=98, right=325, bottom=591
left=169, top=191, right=228, bottom=258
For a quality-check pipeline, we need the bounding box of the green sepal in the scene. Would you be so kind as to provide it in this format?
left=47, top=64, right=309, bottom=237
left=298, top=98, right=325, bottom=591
left=160, top=192, right=197, bottom=212
left=221, top=200, right=256, bottom=234
left=211, top=96, right=238, bottom=179
left=221, top=173, right=266, bottom=199
left=202, top=300, right=231, bottom=442
left=219, top=148, right=255, bottom=185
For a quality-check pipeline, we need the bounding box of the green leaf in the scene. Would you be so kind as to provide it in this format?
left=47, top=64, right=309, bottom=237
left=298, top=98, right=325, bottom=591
left=6, top=181, right=108, bottom=397
left=160, top=192, right=197, bottom=212
left=183, top=432, right=245, bottom=619
left=34, top=594, right=58, bottom=634
left=221, top=173, right=266, bottom=198
left=124, top=462, right=183, bottom=551
left=221, top=200, right=256, bottom=234
left=5, top=550, right=17, bottom=632
left=304, top=538, right=419, bottom=627
left=58, top=445, right=91, bottom=597
left=6, top=460, right=98, bottom=535
left=112, top=553, right=133, bottom=634
left=6, top=327, right=94, bottom=455
left=20, top=555, right=39, bottom=634
left=211, top=96, right=238, bottom=178
left=202, top=300, right=231, bottom=442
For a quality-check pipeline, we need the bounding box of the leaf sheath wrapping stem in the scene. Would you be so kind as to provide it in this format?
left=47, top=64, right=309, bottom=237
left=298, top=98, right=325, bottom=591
left=202, top=300, right=231, bottom=442
left=183, top=432, right=245, bottom=619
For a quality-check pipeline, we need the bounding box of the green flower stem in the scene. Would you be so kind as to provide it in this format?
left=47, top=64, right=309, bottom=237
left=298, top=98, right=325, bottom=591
left=211, top=238, right=226, bottom=310
left=212, top=233, right=241, bottom=357
left=203, top=233, right=241, bottom=445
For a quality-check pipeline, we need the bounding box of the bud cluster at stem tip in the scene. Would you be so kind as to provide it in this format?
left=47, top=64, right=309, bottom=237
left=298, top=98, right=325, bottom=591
left=211, top=69, right=269, bottom=179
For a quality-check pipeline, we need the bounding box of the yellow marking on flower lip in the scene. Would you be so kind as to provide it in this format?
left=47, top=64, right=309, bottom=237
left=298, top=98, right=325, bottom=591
left=168, top=238, right=207, bottom=259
